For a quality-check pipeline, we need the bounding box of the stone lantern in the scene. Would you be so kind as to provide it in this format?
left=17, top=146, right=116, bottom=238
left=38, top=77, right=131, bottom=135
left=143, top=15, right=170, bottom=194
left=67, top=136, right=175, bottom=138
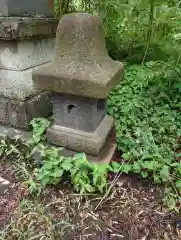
left=32, top=13, right=124, bottom=162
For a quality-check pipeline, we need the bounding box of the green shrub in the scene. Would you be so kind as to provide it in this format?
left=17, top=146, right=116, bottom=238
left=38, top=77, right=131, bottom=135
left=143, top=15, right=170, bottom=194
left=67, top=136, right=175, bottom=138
left=56, top=0, right=181, bottom=63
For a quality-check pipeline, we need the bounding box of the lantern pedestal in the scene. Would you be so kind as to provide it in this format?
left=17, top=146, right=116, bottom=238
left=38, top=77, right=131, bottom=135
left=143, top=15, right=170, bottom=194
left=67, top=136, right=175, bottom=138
left=47, top=115, right=113, bottom=155
left=32, top=13, right=124, bottom=162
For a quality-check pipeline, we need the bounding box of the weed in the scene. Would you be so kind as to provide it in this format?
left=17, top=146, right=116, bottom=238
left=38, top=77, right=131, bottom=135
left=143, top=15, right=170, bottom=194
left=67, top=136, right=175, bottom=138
left=30, top=118, right=50, bottom=144
left=26, top=143, right=109, bottom=195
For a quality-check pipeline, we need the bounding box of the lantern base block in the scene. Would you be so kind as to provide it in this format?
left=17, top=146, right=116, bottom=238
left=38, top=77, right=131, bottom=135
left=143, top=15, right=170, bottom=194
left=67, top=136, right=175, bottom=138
left=0, top=124, right=117, bottom=164
left=46, top=115, right=113, bottom=156
left=60, top=134, right=117, bottom=164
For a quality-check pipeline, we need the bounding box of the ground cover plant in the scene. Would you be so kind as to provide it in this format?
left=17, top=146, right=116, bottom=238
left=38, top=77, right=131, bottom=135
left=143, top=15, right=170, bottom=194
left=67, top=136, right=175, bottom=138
left=1, top=0, right=181, bottom=238
left=22, top=61, right=181, bottom=211
left=108, top=61, right=181, bottom=210
left=1, top=61, right=181, bottom=211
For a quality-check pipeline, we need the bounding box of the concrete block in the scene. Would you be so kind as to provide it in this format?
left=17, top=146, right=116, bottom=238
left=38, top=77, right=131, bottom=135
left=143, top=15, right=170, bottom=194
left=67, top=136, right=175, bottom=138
left=47, top=115, right=113, bottom=156
left=7, top=91, right=52, bottom=129
left=0, top=63, right=52, bottom=129
left=0, top=97, right=9, bottom=125
left=0, top=63, right=51, bottom=100
left=52, top=93, right=107, bottom=133
left=0, top=37, right=55, bottom=70
left=0, top=125, right=116, bottom=164
left=0, top=17, right=58, bottom=40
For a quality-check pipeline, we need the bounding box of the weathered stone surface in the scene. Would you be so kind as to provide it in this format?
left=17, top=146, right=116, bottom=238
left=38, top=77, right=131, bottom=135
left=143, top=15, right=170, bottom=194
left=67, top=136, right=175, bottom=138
left=0, top=125, right=31, bottom=140
left=0, top=91, right=52, bottom=129
left=0, top=125, right=116, bottom=164
left=0, top=98, right=9, bottom=125
left=59, top=127, right=117, bottom=163
left=0, top=63, right=52, bottom=129
left=0, top=17, right=58, bottom=40
left=52, top=93, right=106, bottom=133
left=0, top=0, right=54, bottom=17
left=32, top=13, right=124, bottom=99
left=0, top=64, right=49, bottom=100
left=46, top=115, right=113, bottom=156
left=31, top=13, right=122, bottom=160
left=0, top=37, right=55, bottom=70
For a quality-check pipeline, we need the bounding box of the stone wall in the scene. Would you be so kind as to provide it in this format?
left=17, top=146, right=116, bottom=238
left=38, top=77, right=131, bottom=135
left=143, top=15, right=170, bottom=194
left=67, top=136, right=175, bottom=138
left=0, top=11, right=58, bottom=129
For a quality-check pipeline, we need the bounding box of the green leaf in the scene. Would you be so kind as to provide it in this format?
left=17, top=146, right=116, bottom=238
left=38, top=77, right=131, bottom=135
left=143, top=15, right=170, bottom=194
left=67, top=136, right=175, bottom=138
left=141, top=161, right=157, bottom=170
left=43, top=162, right=53, bottom=170
left=159, top=165, right=170, bottom=182
left=141, top=171, right=148, bottom=178
left=153, top=173, right=161, bottom=183
left=25, top=178, right=38, bottom=193
left=37, top=171, right=48, bottom=180
left=84, top=184, right=95, bottom=193
left=171, top=162, right=180, bottom=167
left=40, top=175, right=50, bottom=186
left=54, top=169, right=63, bottom=178
left=30, top=118, right=50, bottom=143
left=133, top=162, right=141, bottom=173
left=141, top=155, right=154, bottom=161
left=178, top=167, right=181, bottom=176
left=98, top=182, right=107, bottom=193
left=122, top=164, right=132, bottom=174
left=110, top=161, right=122, bottom=172
left=176, top=180, right=181, bottom=188
left=122, top=153, right=130, bottom=160
left=61, top=159, right=73, bottom=171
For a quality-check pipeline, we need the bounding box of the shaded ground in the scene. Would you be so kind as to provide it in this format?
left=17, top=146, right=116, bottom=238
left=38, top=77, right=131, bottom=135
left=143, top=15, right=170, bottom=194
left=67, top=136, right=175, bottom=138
left=0, top=161, right=27, bottom=228
left=0, top=160, right=180, bottom=240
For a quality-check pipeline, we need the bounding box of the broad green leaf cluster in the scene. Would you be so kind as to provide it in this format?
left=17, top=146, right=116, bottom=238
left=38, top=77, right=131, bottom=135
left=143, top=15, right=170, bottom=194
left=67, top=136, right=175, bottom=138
left=108, top=62, right=181, bottom=210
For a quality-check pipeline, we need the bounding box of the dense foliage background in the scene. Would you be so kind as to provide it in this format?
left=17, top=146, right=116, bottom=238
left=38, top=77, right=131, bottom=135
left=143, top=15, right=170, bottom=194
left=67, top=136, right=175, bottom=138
left=53, top=0, right=181, bottom=209
left=55, top=0, right=181, bottom=63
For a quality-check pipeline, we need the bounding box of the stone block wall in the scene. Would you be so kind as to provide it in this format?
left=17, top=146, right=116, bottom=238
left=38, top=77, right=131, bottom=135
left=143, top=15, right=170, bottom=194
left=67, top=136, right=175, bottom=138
left=0, top=16, right=58, bottom=130
left=0, top=0, right=54, bottom=17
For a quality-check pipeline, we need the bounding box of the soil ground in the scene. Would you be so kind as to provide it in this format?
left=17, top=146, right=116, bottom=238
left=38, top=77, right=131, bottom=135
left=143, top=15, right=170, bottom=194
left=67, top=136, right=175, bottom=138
left=0, top=160, right=180, bottom=240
